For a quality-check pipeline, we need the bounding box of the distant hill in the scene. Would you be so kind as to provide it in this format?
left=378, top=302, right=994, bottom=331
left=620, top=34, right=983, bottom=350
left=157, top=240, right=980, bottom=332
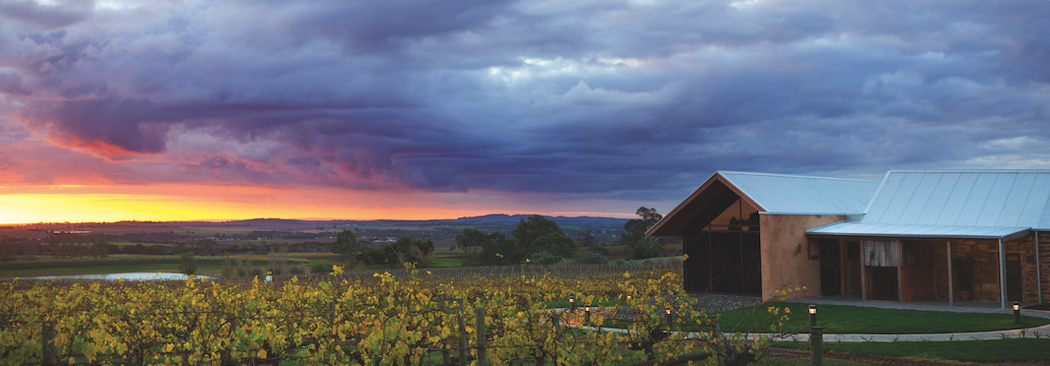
left=339, top=214, right=630, bottom=228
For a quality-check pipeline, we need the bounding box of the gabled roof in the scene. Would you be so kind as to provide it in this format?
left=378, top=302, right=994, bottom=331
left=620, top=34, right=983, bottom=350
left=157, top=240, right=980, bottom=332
left=809, top=170, right=1050, bottom=238
left=648, top=171, right=880, bottom=237
left=719, top=171, right=880, bottom=215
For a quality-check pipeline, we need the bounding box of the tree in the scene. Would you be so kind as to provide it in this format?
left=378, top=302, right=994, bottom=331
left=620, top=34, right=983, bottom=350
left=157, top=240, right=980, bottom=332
left=621, top=206, right=666, bottom=260
left=575, top=229, right=595, bottom=247
left=196, top=238, right=220, bottom=256
left=455, top=228, right=512, bottom=265
left=179, top=251, right=197, bottom=275
left=511, top=215, right=577, bottom=262
left=383, top=237, right=436, bottom=267
left=331, top=229, right=358, bottom=263
left=636, top=206, right=663, bottom=228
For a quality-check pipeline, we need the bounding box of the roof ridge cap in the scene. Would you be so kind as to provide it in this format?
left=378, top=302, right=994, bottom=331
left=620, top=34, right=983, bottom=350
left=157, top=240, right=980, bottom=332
left=718, top=170, right=880, bottom=183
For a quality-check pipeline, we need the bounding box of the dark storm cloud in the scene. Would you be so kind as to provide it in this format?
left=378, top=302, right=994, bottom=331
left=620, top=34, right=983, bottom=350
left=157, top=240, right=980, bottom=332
left=0, top=0, right=93, bottom=29
left=2, top=0, right=1050, bottom=202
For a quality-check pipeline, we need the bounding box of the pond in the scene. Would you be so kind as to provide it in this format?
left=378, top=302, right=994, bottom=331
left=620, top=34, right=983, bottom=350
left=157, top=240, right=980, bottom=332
left=17, top=272, right=213, bottom=281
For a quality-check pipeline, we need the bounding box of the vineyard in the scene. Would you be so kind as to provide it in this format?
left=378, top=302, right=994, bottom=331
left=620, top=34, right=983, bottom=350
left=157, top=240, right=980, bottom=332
left=0, top=265, right=792, bottom=365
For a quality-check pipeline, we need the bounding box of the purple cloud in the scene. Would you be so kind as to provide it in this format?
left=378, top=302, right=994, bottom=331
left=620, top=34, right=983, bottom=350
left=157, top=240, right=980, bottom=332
left=1, top=0, right=1049, bottom=206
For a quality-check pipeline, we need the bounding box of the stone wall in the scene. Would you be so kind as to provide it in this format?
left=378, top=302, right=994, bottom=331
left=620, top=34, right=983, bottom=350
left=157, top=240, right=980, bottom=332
left=1041, top=233, right=1050, bottom=303
left=947, top=237, right=1038, bottom=303
left=1010, top=237, right=1040, bottom=304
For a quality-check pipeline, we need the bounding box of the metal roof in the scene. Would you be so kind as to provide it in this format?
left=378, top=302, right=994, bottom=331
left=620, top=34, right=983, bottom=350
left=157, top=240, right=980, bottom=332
left=647, top=171, right=879, bottom=237
left=718, top=171, right=880, bottom=215
left=809, top=170, right=1050, bottom=238
left=806, top=222, right=1030, bottom=239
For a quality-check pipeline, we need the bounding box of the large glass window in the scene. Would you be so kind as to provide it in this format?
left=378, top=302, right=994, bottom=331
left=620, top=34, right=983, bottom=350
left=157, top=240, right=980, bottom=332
left=683, top=197, right=761, bottom=295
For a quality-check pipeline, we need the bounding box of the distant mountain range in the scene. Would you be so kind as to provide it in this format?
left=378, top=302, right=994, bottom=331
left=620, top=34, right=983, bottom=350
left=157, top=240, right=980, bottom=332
left=240, top=214, right=631, bottom=228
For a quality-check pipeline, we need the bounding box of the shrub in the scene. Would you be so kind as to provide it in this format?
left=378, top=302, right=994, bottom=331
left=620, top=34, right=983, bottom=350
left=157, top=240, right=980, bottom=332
left=249, top=268, right=264, bottom=279
left=359, top=248, right=387, bottom=265
left=310, top=263, right=328, bottom=274
left=530, top=251, right=562, bottom=265
left=577, top=251, right=609, bottom=265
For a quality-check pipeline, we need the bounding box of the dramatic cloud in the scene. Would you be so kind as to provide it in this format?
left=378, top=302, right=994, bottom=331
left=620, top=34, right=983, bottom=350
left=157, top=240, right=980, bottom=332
left=1, top=0, right=1049, bottom=218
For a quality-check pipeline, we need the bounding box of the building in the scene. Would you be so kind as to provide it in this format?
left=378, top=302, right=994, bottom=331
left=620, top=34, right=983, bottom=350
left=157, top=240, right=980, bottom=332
left=648, top=170, right=1050, bottom=308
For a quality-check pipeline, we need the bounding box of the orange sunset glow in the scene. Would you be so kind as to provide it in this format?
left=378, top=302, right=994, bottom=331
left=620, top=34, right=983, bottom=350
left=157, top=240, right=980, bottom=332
left=0, top=183, right=641, bottom=224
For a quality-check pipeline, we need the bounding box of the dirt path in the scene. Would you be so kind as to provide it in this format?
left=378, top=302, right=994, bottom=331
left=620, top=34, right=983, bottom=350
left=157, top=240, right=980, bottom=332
left=764, top=347, right=1046, bottom=366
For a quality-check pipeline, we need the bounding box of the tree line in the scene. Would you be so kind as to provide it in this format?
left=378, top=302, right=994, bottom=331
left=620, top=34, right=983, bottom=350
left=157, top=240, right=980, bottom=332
left=329, top=207, right=675, bottom=268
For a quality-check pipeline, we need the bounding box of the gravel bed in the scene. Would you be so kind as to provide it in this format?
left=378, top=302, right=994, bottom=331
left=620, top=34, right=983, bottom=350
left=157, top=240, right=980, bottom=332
left=609, top=293, right=763, bottom=320
left=690, top=293, right=763, bottom=313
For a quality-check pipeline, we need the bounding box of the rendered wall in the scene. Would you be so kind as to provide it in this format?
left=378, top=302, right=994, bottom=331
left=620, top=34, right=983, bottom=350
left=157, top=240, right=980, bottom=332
left=760, top=214, right=845, bottom=302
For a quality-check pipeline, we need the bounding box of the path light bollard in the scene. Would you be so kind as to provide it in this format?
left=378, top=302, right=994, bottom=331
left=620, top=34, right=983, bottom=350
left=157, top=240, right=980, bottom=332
left=569, top=296, right=576, bottom=312
left=1013, top=301, right=1021, bottom=325
left=665, top=309, right=672, bottom=328
left=809, top=305, right=817, bottom=327
left=585, top=306, right=591, bottom=324
left=810, top=326, right=823, bottom=366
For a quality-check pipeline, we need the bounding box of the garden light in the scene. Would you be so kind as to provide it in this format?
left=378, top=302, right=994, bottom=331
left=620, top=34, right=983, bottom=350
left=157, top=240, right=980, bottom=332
left=665, top=308, right=672, bottom=327
left=585, top=306, right=591, bottom=323
left=1014, top=301, right=1021, bottom=324
left=569, top=296, right=576, bottom=312
left=809, top=305, right=816, bottom=327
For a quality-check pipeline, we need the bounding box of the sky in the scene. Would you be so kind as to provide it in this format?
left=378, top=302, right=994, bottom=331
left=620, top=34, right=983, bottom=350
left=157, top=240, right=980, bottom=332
left=1, top=0, right=1049, bottom=224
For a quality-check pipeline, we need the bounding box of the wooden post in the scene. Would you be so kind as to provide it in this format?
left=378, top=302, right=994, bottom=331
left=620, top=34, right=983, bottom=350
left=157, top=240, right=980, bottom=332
left=457, top=299, right=467, bottom=366
left=839, top=239, right=847, bottom=295
left=947, top=241, right=954, bottom=306
left=860, top=240, right=868, bottom=301
left=475, top=306, right=487, bottom=366
left=42, top=321, right=56, bottom=366
left=711, top=315, right=721, bottom=339
left=810, top=326, right=823, bottom=366
left=1000, top=239, right=1008, bottom=308
left=896, top=239, right=903, bottom=303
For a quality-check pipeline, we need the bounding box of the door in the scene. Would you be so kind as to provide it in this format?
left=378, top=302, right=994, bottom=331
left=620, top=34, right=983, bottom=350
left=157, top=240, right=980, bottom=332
left=1006, top=253, right=1022, bottom=302
left=820, top=239, right=842, bottom=296
left=845, top=241, right=862, bottom=295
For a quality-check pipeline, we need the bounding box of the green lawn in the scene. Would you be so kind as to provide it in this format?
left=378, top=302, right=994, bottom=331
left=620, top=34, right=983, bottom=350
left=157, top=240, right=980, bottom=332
left=431, top=255, right=466, bottom=268
left=110, top=241, right=175, bottom=247
left=716, top=302, right=1050, bottom=334
left=547, top=299, right=626, bottom=309
left=777, top=338, right=1050, bottom=363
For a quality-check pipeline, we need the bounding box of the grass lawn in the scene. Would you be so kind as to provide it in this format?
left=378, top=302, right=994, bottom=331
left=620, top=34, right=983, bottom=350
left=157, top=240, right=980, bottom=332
left=715, top=302, right=1050, bottom=334
left=109, top=242, right=175, bottom=247
left=431, top=255, right=465, bottom=268
left=776, top=338, right=1050, bottom=364
left=547, top=299, right=626, bottom=309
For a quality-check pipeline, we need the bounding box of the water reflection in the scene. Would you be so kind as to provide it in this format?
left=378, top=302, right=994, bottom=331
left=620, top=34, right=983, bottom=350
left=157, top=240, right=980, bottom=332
left=20, top=272, right=213, bottom=281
